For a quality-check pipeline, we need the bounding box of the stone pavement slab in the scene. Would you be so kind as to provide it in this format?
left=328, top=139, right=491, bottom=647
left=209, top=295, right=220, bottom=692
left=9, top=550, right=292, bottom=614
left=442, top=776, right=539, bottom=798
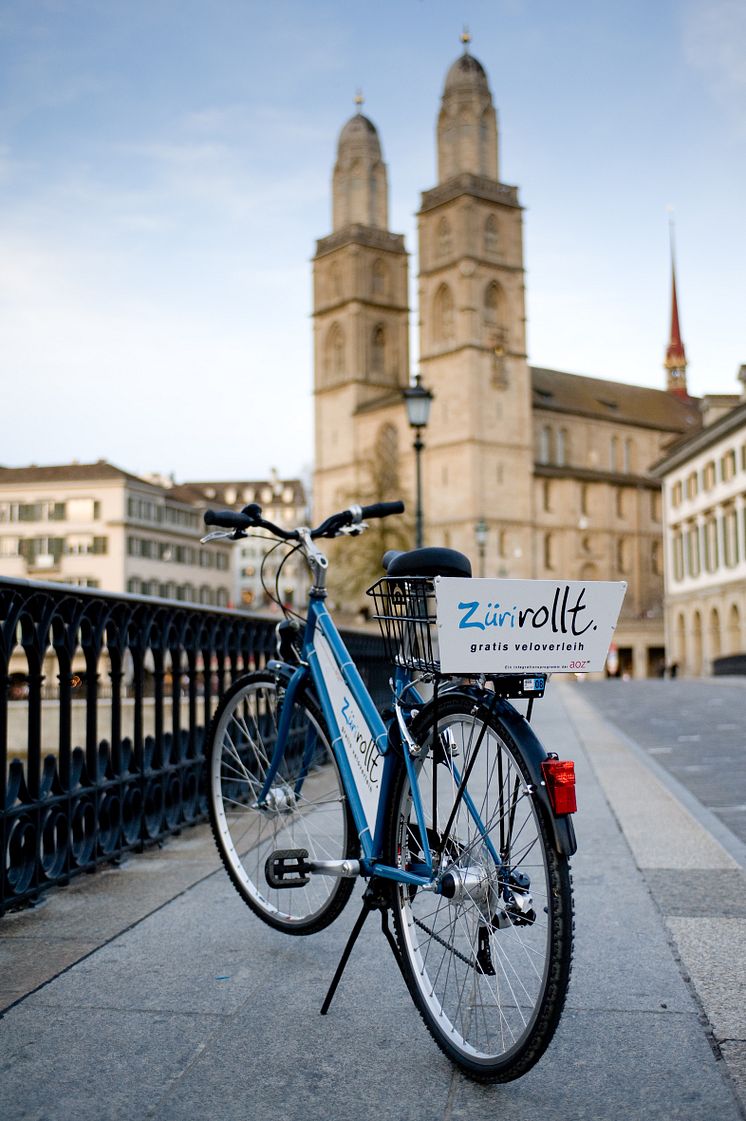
left=0, top=684, right=743, bottom=1121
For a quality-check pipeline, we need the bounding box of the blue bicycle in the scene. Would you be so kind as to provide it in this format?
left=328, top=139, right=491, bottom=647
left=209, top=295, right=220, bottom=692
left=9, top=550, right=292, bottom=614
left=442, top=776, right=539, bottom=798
left=202, top=500, right=576, bottom=1082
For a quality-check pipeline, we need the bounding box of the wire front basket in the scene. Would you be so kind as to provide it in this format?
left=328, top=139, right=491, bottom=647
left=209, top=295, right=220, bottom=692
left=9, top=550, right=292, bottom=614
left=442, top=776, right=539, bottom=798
left=366, top=577, right=439, bottom=675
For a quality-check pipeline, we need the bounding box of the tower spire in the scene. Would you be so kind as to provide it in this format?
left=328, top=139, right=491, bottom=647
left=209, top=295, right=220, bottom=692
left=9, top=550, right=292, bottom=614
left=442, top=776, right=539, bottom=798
left=664, top=217, right=688, bottom=397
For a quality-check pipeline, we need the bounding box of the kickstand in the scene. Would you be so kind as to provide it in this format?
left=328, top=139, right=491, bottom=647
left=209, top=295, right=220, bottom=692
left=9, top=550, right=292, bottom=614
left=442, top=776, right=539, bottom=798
left=320, top=879, right=403, bottom=1016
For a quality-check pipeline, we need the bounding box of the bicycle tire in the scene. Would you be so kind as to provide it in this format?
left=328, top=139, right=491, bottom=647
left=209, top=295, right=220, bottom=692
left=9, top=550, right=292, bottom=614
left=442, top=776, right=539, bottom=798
left=207, top=670, right=358, bottom=934
left=385, top=693, right=574, bottom=1081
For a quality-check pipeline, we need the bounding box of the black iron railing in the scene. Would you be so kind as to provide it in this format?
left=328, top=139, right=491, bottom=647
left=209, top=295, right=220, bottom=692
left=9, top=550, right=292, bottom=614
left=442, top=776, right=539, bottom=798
left=0, top=577, right=388, bottom=917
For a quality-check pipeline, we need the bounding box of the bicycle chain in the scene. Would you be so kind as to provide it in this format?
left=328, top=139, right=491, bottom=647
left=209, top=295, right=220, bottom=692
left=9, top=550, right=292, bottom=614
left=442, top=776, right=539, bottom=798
left=412, top=914, right=475, bottom=968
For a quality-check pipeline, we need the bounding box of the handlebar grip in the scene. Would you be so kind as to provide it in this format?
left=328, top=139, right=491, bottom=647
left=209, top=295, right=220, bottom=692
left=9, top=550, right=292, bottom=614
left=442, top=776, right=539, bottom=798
left=203, top=508, right=251, bottom=529
left=359, top=500, right=405, bottom=520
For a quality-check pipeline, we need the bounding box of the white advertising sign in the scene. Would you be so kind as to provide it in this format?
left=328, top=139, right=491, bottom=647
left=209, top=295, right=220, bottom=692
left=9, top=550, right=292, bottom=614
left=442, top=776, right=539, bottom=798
left=435, top=578, right=626, bottom=674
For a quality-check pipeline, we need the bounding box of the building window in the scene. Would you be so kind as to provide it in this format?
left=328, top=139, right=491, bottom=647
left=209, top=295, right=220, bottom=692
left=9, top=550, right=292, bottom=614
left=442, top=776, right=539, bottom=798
left=436, top=217, right=452, bottom=258
left=687, top=524, right=700, bottom=576
left=580, top=484, right=589, bottom=517
left=616, top=489, right=625, bottom=519
left=538, top=426, right=552, bottom=465
left=483, top=281, right=501, bottom=326
left=672, top=481, right=683, bottom=507
left=616, top=538, right=627, bottom=574
left=371, top=258, right=386, bottom=298
left=703, top=461, right=716, bottom=490
left=325, top=322, right=345, bottom=381
left=433, top=283, right=454, bottom=342
left=722, top=449, right=736, bottom=482
left=651, top=491, right=661, bottom=522
left=651, top=539, right=662, bottom=576
left=724, top=507, right=739, bottom=567
left=704, top=515, right=719, bottom=573
left=370, top=324, right=385, bottom=376
left=610, top=436, right=619, bottom=472
left=484, top=214, right=498, bottom=255
left=556, top=428, right=567, bottom=467
left=672, top=530, right=684, bottom=581
left=543, top=532, right=554, bottom=570
left=542, top=479, right=551, bottom=513
left=686, top=472, right=699, bottom=500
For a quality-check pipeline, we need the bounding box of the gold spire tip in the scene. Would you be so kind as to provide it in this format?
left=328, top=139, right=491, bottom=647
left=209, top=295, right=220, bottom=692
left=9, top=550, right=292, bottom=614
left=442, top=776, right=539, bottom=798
left=354, top=89, right=364, bottom=110
left=460, top=26, right=471, bottom=50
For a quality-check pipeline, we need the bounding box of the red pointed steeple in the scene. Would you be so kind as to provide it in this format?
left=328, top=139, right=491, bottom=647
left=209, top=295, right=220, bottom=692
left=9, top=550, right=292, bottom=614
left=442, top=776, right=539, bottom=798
left=664, top=222, right=688, bottom=397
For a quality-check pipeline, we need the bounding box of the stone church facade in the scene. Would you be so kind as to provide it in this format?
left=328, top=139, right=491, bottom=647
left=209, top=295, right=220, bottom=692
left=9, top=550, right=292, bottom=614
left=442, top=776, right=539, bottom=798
left=312, top=45, right=700, bottom=678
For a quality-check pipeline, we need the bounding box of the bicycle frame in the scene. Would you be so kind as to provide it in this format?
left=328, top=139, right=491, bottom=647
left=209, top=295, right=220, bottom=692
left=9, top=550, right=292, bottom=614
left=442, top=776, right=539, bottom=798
left=263, top=593, right=435, bottom=889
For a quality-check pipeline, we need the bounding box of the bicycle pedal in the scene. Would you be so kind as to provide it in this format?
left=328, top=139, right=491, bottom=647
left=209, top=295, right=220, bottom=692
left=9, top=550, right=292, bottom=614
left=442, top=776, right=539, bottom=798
left=265, top=848, right=311, bottom=889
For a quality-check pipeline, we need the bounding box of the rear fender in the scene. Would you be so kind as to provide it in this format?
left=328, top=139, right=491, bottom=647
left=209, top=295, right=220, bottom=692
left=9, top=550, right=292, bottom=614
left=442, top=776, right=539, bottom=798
left=416, top=686, right=577, bottom=858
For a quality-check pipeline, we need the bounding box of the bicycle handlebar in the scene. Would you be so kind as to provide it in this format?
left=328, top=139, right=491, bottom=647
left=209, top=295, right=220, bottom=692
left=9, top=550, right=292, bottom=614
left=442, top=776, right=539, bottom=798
left=203, top=499, right=405, bottom=541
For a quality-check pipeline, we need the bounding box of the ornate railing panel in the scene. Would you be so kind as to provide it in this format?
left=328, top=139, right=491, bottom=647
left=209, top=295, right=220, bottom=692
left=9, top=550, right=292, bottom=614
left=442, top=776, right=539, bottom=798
left=1, top=578, right=388, bottom=917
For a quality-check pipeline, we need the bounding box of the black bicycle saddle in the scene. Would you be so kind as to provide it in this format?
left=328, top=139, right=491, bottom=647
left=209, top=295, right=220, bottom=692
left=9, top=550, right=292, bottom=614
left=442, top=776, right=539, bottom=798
left=382, top=547, right=472, bottom=579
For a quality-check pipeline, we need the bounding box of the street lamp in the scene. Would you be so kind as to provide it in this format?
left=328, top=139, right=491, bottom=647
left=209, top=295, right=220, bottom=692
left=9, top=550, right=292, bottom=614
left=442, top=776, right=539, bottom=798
left=474, top=518, right=488, bottom=577
left=403, top=374, right=433, bottom=549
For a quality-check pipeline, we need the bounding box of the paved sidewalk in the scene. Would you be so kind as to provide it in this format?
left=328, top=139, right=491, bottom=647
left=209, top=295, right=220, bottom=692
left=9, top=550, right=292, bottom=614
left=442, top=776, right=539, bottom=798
left=1, top=683, right=744, bottom=1121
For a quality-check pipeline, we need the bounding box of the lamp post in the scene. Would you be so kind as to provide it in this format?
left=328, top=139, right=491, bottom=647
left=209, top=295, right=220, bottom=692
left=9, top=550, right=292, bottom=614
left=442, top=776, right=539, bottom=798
left=403, top=374, right=433, bottom=549
left=474, top=518, right=488, bottom=577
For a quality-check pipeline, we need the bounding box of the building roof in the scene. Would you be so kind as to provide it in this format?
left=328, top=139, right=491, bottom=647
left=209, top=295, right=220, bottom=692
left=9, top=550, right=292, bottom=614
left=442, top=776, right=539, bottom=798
left=649, top=397, right=746, bottom=476
left=183, top=479, right=307, bottom=508
left=531, top=367, right=701, bottom=434
left=336, top=112, right=382, bottom=160
left=0, top=460, right=152, bottom=487
left=443, top=51, right=490, bottom=95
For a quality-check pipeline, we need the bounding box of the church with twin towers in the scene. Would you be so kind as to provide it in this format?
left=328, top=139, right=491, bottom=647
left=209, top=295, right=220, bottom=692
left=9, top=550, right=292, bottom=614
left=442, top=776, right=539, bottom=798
left=312, top=38, right=700, bottom=678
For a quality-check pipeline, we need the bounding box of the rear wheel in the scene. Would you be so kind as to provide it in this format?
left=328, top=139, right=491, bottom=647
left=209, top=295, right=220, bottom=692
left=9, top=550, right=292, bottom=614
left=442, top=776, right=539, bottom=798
left=386, top=695, right=573, bottom=1081
left=207, top=671, right=357, bottom=934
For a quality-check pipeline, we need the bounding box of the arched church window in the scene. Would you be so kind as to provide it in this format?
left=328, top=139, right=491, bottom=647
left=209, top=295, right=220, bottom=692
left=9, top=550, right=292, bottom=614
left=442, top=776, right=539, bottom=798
left=433, top=283, right=454, bottom=342
left=329, top=262, right=342, bottom=301
left=484, top=214, right=498, bottom=255
left=371, top=324, right=386, bottom=376
left=436, top=217, right=452, bottom=258
left=483, top=281, right=501, bottom=326
left=372, top=259, right=387, bottom=298
left=325, top=322, right=345, bottom=382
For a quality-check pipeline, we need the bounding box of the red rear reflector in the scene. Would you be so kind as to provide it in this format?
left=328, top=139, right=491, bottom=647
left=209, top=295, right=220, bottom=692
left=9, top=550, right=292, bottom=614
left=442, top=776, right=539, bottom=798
left=541, top=759, right=577, bottom=814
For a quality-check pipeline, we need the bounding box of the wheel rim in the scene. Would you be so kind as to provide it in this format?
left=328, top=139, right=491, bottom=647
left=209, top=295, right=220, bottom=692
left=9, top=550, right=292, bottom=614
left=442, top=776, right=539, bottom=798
left=211, top=681, right=349, bottom=926
left=395, top=713, right=555, bottom=1065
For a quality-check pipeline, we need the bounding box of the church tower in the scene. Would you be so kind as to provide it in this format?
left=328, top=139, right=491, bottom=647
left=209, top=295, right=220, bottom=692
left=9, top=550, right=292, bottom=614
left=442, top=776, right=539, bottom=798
left=417, top=37, right=534, bottom=569
left=664, top=230, right=689, bottom=397
left=313, top=102, right=410, bottom=520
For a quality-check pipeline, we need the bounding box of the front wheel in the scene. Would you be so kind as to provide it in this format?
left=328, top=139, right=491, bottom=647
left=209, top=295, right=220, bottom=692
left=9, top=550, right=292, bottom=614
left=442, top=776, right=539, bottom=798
left=207, top=670, right=358, bottom=934
left=386, top=695, right=574, bottom=1081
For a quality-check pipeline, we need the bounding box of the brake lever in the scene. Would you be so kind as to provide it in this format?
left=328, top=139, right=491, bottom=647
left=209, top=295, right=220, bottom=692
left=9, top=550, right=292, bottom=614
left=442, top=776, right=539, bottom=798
left=337, top=521, right=368, bottom=537
left=200, top=529, right=246, bottom=544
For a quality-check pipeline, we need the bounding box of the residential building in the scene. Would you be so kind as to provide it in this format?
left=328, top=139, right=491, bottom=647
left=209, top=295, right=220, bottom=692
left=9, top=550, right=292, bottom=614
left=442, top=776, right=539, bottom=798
left=650, top=373, right=746, bottom=674
left=181, top=474, right=309, bottom=611
left=0, top=462, right=232, bottom=605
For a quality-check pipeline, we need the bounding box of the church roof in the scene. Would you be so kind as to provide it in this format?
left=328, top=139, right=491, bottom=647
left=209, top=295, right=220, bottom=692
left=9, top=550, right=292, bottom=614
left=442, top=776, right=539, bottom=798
left=337, top=112, right=382, bottom=159
left=531, top=367, right=701, bottom=434
left=443, top=52, right=489, bottom=94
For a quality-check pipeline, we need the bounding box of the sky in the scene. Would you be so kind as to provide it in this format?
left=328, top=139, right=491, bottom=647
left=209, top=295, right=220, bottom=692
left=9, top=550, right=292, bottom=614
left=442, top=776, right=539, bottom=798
left=1, top=0, right=744, bottom=483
